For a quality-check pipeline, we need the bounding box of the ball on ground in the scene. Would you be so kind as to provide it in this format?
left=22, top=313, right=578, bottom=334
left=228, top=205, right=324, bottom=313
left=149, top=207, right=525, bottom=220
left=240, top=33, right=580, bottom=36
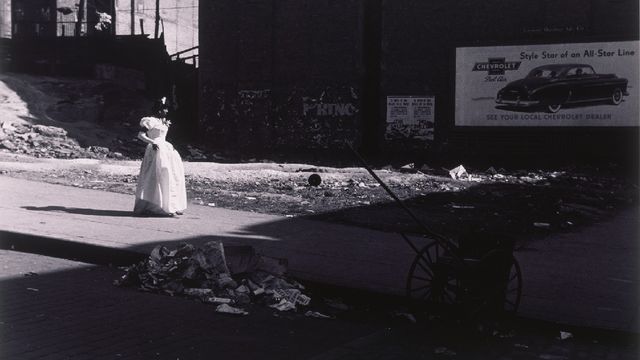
left=308, top=173, right=322, bottom=186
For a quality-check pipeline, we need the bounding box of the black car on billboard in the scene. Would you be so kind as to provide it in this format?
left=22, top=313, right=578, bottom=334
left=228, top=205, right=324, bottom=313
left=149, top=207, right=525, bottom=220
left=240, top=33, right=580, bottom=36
left=495, top=64, right=629, bottom=113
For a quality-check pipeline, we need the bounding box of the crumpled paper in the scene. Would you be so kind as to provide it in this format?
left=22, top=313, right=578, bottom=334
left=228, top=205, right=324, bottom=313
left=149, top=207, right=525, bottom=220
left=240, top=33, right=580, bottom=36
left=114, top=241, right=312, bottom=315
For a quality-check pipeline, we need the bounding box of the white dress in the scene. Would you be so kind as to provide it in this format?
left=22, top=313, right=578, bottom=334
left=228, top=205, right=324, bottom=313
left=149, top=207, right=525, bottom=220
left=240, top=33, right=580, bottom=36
left=133, top=117, right=187, bottom=215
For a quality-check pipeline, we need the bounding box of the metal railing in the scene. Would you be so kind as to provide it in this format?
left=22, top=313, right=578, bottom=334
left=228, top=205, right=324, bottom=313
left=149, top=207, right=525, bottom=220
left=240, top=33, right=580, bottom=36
left=12, top=21, right=105, bottom=38
left=169, top=45, right=198, bottom=67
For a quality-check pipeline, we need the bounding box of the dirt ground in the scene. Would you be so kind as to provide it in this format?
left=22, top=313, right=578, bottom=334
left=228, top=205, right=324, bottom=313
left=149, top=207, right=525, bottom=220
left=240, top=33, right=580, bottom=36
left=1, top=151, right=636, bottom=245
left=1, top=72, right=638, bottom=245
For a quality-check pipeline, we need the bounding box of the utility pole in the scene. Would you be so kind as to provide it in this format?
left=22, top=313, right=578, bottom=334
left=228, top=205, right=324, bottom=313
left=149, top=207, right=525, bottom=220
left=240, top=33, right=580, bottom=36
left=111, top=0, right=117, bottom=35
left=154, top=0, right=160, bottom=38
left=75, top=0, right=85, bottom=36
left=130, top=0, right=135, bottom=34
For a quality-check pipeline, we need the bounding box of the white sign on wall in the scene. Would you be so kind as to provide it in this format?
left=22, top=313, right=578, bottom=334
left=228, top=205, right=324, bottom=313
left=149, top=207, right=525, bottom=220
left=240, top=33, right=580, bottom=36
left=386, top=96, right=435, bottom=140
left=455, top=41, right=639, bottom=127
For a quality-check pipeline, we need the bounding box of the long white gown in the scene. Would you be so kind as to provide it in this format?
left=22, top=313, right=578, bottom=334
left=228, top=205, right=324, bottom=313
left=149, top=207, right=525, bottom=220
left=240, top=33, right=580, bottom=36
left=133, top=117, right=187, bottom=216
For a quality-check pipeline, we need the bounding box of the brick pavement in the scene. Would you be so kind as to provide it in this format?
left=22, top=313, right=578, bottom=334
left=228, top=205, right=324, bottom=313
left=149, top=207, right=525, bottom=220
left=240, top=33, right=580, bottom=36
left=1, top=250, right=638, bottom=360
left=0, top=250, right=380, bottom=359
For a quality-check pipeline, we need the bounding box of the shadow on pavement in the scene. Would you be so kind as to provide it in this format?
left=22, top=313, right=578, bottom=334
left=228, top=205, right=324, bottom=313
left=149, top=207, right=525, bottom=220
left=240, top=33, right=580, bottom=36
left=0, top=238, right=637, bottom=359
left=303, top=177, right=638, bottom=243
left=0, top=249, right=383, bottom=360
left=0, top=230, right=146, bottom=266
left=22, top=206, right=135, bottom=217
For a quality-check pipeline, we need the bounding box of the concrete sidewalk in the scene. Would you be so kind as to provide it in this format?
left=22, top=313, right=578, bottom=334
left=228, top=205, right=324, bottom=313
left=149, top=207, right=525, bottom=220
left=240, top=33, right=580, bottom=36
left=0, top=175, right=638, bottom=333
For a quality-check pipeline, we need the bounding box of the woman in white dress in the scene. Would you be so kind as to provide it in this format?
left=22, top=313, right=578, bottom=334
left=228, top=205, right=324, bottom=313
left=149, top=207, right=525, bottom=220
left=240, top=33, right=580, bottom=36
left=133, top=104, right=187, bottom=216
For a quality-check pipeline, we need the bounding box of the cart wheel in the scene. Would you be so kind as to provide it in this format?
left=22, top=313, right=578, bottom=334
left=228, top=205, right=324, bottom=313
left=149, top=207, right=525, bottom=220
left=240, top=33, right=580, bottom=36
left=406, top=241, right=459, bottom=307
left=503, top=256, right=522, bottom=314
left=471, top=251, right=523, bottom=316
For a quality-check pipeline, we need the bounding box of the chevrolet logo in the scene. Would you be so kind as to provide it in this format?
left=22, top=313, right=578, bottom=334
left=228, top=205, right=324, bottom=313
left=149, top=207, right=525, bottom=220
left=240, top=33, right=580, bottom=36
left=473, top=58, right=521, bottom=75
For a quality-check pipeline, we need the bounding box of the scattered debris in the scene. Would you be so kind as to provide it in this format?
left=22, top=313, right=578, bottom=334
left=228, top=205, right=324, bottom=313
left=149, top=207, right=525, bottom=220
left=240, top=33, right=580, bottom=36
left=392, top=311, right=417, bottom=323
left=533, top=222, right=552, bottom=229
left=492, top=330, right=515, bottom=338
left=114, top=241, right=312, bottom=316
left=184, top=288, right=214, bottom=297
left=400, top=163, right=416, bottom=173
left=270, top=299, right=297, bottom=312
left=449, top=165, right=468, bottom=180
left=513, top=343, right=530, bottom=349
left=215, top=303, right=248, bottom=316
left=185, top=145, right=208, bottom=161
left=539, top=354, right=568, bottom=360
left=26, top=288, right=39, bottom=292
left=450, top=204, right=475, bottom=209
left=206, top=297, right=234, bottom=304
left=434, top=346, right=457, bottom=356
left=304, top=310, right=333, bottom=319
left=559, top=331, right=573, bottom=340
left=32, top=125, right=68, bottom=138
left=324, top=298, right=349, bottom=311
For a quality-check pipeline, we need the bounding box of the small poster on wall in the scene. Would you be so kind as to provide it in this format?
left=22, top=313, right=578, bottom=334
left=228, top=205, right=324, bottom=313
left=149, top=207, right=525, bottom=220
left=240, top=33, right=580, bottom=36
left=385, top=96, right=435, bottom=141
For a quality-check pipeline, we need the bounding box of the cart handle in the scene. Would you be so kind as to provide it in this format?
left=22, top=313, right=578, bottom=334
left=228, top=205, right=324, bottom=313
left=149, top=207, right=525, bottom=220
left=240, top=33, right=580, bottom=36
left=347, top=143, right=461, bottom=260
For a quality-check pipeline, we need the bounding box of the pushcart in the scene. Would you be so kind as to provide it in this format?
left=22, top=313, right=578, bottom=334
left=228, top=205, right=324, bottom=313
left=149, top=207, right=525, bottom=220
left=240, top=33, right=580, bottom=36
left=349, top=145, right=522, bottom=318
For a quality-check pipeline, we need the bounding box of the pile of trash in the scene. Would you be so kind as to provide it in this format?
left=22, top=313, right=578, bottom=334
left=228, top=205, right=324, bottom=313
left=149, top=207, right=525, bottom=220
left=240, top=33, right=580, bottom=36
left=114, top=241, right=314, bottom=316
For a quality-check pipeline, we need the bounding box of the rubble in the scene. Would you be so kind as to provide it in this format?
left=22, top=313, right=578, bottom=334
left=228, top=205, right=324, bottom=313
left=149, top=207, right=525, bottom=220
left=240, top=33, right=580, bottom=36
left=304, top=310, right=333, bottom=319
left=32, top=125, right=68, bottom=138
left=184, top=145, right=208, bottom=161
left=0, top=121, right=134, bottom=160
left=215, top=303, right=249, bottom=316
left=449, top=165, right=468, bottom=180
left=559, top=331, right=573, bottom=340
left=114, top=241, right=313, bottom=316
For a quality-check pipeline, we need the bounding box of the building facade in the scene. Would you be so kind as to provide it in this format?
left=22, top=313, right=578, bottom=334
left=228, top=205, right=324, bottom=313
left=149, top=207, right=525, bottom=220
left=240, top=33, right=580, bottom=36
left=6, top=0, right=197, bottom=55
left=114, top=0, right=198, bottom=55
left=199, top=0, right=639, bottom=163
left=0, top=0, right=10, bottom=38
left=9, top=0, right=116, bottom=38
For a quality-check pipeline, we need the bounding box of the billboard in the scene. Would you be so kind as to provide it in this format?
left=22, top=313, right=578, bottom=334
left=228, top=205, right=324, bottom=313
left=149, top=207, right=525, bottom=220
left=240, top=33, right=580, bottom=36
left=385, top=96, right=435, bottom=141
left=455, top=41, right=639, bottom=126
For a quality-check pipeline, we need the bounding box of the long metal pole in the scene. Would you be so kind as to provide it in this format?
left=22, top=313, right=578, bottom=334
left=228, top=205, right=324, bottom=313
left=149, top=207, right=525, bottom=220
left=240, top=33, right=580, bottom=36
left=130, top=0, right=135, bottom=34
left=346, top=143, right=461, bottom=260
left=76, top=0, right=85, bottom=36
left=154, top=0, right=160, bottom=38
left=111, top=0, right=117, bottom=35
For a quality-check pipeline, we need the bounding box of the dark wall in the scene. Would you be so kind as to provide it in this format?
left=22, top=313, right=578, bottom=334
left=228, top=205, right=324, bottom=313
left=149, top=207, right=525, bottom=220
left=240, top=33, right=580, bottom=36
left=199, top=0, right=363, bottom=153
left=7, top=35, right=169, bottom=93
left=199, top=0, right=639, bottom=164
left=380, top=0, right=639, bottom=165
